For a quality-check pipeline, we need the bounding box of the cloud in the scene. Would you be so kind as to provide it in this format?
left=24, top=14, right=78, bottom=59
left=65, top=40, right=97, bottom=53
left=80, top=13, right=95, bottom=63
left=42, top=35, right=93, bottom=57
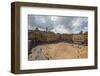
left=51, top=16, right=60, bottom=22
left=82, top=26, right=88, bottom=32
left=28, top=15, right=88, bottom=34
left=51, top=24, right=70, bottom=34
left=28, top=24, right=34, bottom=30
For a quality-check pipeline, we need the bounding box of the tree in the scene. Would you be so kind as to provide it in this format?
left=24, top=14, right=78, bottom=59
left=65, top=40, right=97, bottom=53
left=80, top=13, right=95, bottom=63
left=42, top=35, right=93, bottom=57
left=79, top=31, right=83, bottom=34
left=35, top=27, right=39, bottom=31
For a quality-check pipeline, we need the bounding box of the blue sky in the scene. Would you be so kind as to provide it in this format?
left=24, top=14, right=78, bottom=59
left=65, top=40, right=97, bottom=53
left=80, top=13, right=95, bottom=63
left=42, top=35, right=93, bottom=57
left=28, top=15, right=88, bottom=34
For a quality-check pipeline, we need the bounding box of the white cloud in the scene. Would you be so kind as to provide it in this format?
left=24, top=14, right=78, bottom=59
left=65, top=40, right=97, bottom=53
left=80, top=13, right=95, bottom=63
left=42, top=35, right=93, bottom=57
left=72, top=18, right=80, bottom=28
left=28, top=24, right=34, bottom=30
left=82, top=26, right=88, bottom=32
left=51, top=25, right=70, bottom=34
left=39, top=28, right=45, bottom=31
left=51, top=16, right=59, bottom=21
left=28, top=15, right=88, bottom=34
left=34, top=16, right=47, bottom=24
left=40, top=18, right=46, bottom=23
left=71, top=18, right=81, bottom=33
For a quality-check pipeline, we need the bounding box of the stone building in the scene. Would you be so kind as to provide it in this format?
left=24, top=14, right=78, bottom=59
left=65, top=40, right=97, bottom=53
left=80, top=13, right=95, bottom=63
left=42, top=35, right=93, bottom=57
left=61, top=34, right=72, bottom=42
left=28, top=28, right=88, bottom=53
left=72, top=31, right=88, bottom=45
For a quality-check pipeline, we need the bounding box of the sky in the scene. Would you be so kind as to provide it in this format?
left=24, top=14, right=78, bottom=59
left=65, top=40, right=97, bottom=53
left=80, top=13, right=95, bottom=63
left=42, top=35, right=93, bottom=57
left=28, top=15, right=88, bottom=34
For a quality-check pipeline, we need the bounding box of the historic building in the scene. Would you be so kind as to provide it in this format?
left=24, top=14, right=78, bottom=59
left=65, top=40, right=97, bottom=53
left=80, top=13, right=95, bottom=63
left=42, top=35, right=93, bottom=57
left=28, top=28, right=88, bottom=52
left=72, top=31, right=88, bottom=45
